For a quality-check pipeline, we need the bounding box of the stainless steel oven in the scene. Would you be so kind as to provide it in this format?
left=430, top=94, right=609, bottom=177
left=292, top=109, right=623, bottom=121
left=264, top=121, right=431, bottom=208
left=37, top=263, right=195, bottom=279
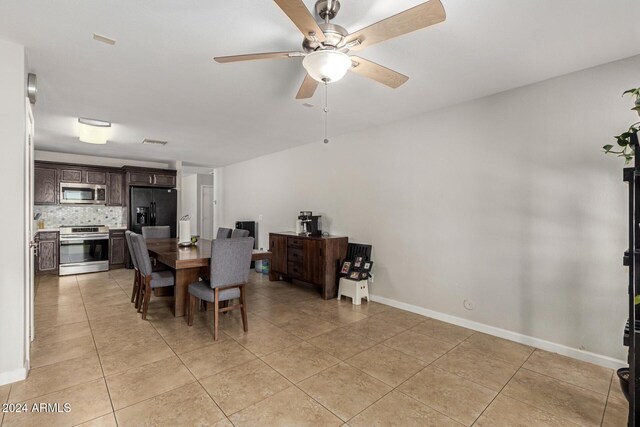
left=60, top=182, right=106, bottom=204
left=59, top=225, right=109, bottom=275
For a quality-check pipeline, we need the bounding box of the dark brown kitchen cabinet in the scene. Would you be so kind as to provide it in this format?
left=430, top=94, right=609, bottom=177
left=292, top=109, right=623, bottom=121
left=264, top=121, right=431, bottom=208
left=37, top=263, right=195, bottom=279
left=107, top=173, right=123, bottom=206
left=59, top=168, right=82, bottom=183
left=269, top=232, right=348, bottom=299
left=85, top=170, right=106, bottom=185
left=109, top=230, right=126, bottom=268
left=269, top=234, right=288, bottom=277
left=128, top=172, right=153, bottom=185
left=34, top=167, right=57, bottom=205
left=35, top=231, right=58, bottom=274
left=152, top=174, right=176, bottom=187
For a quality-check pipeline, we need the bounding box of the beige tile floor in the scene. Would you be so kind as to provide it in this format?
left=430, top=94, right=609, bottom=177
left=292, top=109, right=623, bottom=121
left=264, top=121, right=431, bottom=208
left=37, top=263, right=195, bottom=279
left=0, top=269, right=629, bottom=426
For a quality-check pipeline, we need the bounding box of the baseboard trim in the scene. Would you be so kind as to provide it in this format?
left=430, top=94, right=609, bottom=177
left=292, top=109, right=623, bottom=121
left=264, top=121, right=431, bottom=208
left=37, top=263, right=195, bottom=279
left=0, top=366, right=27, bottom=386
left=369, top=294, right=626, bottom=370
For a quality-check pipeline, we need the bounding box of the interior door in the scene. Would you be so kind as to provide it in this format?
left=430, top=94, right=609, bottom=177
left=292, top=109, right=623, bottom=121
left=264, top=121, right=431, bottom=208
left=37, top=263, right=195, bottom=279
left=201, top=185, right=214, bottom=240
left=25, top=99, right=35, bottom=365
left=152, top=188, right=177, bottom=238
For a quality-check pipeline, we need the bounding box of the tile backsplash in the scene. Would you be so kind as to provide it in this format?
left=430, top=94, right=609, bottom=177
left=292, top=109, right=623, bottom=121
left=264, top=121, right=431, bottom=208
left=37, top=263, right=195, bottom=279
left=34, top=206, right=126, bottom=228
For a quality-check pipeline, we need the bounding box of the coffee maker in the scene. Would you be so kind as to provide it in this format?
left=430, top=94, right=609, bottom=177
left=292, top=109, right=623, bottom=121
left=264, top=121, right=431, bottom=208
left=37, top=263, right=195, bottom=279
left=298, top=211, right=322, bottom=236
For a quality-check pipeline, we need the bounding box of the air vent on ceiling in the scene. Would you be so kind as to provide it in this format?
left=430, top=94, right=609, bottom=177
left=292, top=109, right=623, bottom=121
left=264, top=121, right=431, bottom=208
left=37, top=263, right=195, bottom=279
left=142, top=139, right=168, bottom=146
left=93, top=33, right=116, bottom=45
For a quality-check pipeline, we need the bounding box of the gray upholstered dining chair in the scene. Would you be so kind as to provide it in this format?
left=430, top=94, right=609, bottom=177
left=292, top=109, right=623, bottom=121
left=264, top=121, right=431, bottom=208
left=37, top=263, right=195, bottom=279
left=131, top=233, right=175, bottom=320
left=187, top=237, right=254, bottom=340
left=124, top=231, right=141, bottom=308
left=141, top=225, right=170, bottom=239
left=230, top=228, right=250, bottom=238
left=215, top=227, right=232, bottom=239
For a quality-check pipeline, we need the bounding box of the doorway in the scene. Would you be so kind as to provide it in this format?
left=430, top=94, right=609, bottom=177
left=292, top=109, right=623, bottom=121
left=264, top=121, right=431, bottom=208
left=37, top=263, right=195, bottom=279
left=24, top=98, right=34, bottom=369
left=200, top=185, right=214, bottom=240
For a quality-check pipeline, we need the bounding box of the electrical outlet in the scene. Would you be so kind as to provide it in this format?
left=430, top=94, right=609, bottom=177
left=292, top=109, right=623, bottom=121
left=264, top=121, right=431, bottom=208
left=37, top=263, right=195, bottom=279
left=368, top=272, right=374, bottom=283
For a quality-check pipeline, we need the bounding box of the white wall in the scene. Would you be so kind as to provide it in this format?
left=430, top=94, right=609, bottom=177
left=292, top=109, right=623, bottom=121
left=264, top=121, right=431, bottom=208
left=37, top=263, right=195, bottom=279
left=218, top=54, right=640, bottom=365
left=0, top=39, right=27, bottom=384
left=181, top=174, right=198, bottom=233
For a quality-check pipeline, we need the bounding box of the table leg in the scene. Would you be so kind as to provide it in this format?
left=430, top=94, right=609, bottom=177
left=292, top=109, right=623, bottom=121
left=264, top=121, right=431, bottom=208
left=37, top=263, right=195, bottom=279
left=174, top=268, right=201, bottom=317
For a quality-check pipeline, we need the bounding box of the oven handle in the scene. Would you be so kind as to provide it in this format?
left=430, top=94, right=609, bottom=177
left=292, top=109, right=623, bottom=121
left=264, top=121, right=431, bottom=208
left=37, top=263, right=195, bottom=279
left=60, top=234, right=110, bottom=242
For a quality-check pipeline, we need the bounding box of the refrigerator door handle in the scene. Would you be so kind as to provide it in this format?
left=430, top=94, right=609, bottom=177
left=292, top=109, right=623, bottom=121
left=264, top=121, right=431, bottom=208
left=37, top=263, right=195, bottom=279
left=151, top=202, right=156, bottom=225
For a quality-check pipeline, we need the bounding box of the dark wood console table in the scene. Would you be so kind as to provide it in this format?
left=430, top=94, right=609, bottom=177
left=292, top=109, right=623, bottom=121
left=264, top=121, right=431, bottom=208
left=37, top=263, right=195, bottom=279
left=269, top=232, right=348, bottom=299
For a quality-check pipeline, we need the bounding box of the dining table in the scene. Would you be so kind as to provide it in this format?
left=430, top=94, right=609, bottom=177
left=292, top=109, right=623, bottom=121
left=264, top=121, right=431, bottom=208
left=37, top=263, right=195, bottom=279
left=145, top=238, right=272, bottom=317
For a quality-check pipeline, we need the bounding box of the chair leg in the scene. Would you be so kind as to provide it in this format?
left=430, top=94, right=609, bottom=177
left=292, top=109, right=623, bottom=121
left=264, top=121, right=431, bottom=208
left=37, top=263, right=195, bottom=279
left=130, top=269, right=138, bottom=303
left=141, top=276, right=152, bottom=320
left=188, top=294, right=196, bottom=326
left=137, top=279, right=144, bottom=313
left=213, top=288, right=219, bottom=341
left=239, top=284, right=248, bottom=333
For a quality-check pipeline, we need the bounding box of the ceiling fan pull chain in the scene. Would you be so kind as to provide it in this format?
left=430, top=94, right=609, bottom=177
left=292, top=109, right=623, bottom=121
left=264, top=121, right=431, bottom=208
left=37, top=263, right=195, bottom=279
left=324, top=80, right=329, bottom=144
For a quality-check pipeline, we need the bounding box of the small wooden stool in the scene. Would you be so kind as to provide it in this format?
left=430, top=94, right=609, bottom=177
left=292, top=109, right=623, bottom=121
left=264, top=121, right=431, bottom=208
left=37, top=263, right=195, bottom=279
left=337, top=277, right=369, bottom=305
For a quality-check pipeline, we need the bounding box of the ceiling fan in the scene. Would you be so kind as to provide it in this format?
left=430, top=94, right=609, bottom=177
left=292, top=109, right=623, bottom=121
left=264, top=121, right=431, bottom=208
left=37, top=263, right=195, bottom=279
left=214, top=0, right=446, bottom=99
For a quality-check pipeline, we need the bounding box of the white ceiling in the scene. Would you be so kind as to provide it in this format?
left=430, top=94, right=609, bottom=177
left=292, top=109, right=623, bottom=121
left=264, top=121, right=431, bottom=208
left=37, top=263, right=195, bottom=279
left=1, top=0, right=639, bottom=168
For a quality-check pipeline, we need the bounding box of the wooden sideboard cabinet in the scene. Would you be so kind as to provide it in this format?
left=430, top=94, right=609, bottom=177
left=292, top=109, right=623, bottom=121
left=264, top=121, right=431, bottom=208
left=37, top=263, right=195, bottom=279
left=269, top=232, right=348, bottom=299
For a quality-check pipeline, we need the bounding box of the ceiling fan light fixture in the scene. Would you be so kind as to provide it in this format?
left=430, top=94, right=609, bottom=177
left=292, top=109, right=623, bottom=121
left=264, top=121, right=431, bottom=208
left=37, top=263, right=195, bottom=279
left=302, top=50, right=351, bottom=83
left=78, top=117, right=111, bottom=145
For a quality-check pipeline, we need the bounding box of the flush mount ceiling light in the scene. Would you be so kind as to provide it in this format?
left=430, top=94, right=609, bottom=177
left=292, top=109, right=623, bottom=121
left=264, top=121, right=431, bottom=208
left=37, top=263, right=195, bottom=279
left=78, top=118, right=111, bottom=144
left=302, top=50, right=352, bottom=83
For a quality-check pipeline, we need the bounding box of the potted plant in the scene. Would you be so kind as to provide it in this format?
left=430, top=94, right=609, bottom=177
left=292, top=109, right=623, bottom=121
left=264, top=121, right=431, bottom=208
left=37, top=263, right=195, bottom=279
left=603, top=87, right=640, bottom=163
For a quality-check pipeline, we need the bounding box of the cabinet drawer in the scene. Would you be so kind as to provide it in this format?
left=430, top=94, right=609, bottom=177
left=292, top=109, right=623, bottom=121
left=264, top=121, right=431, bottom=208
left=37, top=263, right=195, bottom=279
left=287, top=261, right=304, bottom=278
left=38, top=232, right=58, bottom=240
left=287, top=237, right=304, bottom=248
left=287, top=247, right=304, bottom=262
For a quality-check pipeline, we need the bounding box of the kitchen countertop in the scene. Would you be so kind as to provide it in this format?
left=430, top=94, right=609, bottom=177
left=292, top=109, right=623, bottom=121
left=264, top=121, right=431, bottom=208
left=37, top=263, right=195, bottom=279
left=35, top=226, right=127, bottom=233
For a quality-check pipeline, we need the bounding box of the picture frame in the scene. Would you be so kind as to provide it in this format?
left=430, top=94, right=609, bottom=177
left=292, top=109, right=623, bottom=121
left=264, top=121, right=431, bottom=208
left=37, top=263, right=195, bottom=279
left=353, top=256, right=364, bottom=269
left=340, top=260, right=352, bottom=275
left=362, top=261, right=374, bottom=272
left=360, top=271, right=369, bottom=280
left=348, top=270, right=361, bottom=280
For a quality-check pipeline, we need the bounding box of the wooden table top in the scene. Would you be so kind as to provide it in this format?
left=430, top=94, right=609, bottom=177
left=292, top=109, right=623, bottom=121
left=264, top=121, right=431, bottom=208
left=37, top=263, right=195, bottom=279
left=145, top=238, right=271, bottom=270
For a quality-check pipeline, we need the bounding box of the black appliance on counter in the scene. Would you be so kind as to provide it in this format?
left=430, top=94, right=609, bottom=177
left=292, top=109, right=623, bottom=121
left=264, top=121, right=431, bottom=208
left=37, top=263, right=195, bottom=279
left=298, top=211, right=322, bottom=236
left=129, top=187, right=177, bottom=237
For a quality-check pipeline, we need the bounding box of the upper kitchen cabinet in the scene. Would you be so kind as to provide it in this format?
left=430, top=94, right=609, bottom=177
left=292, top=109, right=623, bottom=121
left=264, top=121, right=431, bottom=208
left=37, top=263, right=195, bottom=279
left=34, top=166, right=57, bottom=204
left=85, top=170, right=106, bottom=185
left=107, top=172, right=124, bottom=206
left=59, top=168, right=82, bottom=183
left=123, top=167, right=177, bottom=188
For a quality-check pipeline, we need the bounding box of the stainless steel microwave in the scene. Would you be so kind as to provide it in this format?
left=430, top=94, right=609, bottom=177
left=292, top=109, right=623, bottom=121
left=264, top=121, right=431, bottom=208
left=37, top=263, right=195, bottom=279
left=60, top=182, right=107, bottom=204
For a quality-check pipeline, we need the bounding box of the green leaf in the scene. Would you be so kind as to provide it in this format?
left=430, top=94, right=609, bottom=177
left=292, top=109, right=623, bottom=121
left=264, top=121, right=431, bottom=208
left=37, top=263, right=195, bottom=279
left=635, top=295, right=640, bottom=305
left=618, top=138, right=628, bottom=147
left=603, top=144, right=614, bottom=152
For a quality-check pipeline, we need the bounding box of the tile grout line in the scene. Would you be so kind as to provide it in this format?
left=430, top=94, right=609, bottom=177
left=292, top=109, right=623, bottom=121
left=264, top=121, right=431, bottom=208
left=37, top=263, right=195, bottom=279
left=77, top=275, right=120, bottom=427
left=468, top=346, right=537, bottom=426
left=599, top=370, right=615, bottom=427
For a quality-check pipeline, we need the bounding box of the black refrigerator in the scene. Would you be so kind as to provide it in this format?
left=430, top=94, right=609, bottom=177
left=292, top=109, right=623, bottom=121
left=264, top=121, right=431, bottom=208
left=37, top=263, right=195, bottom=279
left=129, top=187, right=177, bottom=237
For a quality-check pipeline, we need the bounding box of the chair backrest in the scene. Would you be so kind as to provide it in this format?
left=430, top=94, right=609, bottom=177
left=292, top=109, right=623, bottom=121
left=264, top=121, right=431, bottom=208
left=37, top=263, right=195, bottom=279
left=209, top=237, right=254, bottom=288
left=231, top=228, right=250, bottom=239
left=216, top=227, right=232, bottom=239
left=142, top=225, right=170, bottom=239
left=131, top=233, right=153, bottom=276
left=125, top=230, right=139, bottom=269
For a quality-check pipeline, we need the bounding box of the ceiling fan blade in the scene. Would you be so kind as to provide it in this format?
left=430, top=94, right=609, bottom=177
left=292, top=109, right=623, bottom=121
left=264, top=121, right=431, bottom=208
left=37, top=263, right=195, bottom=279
left=344, top=0, right=445, bottom=51
left=296, top=74, right=319, bottom=99
left=349, top=56, right=409, bottom=89
left=274, top=0, right=326, bottom=42
left=214, top=51, right=303, bottom=63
